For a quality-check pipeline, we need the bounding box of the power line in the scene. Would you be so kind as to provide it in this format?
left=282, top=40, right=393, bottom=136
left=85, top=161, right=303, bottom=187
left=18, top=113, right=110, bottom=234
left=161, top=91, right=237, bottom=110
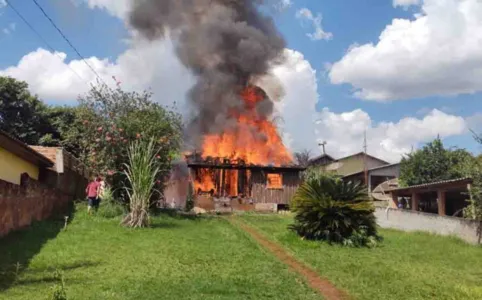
left=5, top=0, right=86, bottom=83
left=31, top=0, right=108, bottom=86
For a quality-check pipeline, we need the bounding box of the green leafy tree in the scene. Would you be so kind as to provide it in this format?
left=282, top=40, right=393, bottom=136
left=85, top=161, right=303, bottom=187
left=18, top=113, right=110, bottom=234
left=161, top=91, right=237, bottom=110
left=290, top=173, right=381, bottom=247
left=0, top=76, right=57, bottom=144
left=70, top=84, right=183, bottom=202
left=399, top=138, right=473, bottom=187
left=462, top=133, right=482, bottom=221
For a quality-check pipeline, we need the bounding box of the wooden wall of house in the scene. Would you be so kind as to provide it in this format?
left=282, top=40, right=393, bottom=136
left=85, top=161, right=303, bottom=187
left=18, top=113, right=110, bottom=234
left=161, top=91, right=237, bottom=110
left=250, top=170, right=301, bottom=205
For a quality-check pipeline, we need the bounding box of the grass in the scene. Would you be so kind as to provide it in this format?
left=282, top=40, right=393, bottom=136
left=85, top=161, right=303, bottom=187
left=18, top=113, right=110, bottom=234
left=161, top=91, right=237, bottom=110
left=0, top=205, right=319, bottom=300
left=239, top=213, right=482, bottom=300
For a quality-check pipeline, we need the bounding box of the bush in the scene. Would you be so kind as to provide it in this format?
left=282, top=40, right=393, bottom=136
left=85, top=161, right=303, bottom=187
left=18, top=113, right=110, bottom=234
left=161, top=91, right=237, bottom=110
left=289, top=173, right=381, bottom=247
left=97, top=187, right=125, bottom=218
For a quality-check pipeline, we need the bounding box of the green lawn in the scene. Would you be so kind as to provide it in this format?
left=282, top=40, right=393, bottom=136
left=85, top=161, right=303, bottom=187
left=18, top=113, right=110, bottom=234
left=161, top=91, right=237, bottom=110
left=239, top=214, right=482, bottom=300
left=0, top=207, right=319, bottom=300
left=2, top=209, right=481, bottom=300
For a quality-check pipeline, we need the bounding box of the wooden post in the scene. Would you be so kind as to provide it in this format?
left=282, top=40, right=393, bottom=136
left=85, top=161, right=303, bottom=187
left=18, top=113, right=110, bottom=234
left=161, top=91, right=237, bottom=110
left=390, top=192, right=399, bottom=209
left=437, top=189, right=446, bottom=216
left=411, top=192, right=420, bottom=211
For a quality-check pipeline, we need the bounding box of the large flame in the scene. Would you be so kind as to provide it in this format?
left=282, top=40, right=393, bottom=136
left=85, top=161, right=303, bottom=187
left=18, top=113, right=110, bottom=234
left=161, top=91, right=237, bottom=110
left=201, top=86, right=292, bottom=166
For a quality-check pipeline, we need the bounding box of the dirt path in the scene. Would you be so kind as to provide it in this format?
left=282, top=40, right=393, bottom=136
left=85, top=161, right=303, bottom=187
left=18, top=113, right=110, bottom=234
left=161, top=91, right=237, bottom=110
left=228, top=217, right=349, bottom=300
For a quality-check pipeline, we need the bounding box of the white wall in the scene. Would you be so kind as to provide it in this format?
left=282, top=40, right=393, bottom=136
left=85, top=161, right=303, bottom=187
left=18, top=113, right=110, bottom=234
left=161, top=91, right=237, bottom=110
left=375, top=208, right=481, bottom=245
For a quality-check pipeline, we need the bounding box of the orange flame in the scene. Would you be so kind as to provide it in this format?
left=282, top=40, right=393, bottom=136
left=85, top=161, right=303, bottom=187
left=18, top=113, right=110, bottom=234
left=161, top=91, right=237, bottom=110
left=201, top=86, right=292, bottom=166
left=194, top=169, right=215, bottom=193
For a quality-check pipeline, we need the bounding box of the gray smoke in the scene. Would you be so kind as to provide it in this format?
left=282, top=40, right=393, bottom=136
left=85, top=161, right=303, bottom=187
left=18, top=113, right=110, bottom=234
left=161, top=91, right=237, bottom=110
left=129, top=0, right=286, bottom=150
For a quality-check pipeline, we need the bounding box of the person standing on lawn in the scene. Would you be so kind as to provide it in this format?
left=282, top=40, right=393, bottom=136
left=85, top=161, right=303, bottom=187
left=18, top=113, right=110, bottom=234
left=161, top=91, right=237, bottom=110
left=86, top=176, right=102, bottom=215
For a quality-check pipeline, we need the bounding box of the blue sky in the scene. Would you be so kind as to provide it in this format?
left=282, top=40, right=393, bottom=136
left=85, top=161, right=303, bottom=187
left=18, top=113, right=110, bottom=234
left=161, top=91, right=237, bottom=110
left=0, top=0, right=481, bottom=161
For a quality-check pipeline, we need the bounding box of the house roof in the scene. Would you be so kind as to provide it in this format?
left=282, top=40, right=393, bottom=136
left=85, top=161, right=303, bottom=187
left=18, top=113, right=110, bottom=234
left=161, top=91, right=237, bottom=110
left=342, top=163, right=400, bottom=178
left=309, top=153, right=335, bottom=164
left=29, top=146, right=91, bottom=178
left=187, top=162, right=306, bottom=172
left=29, top=146, right=58, bottom=163
left=29, top=146, right=60, bottom=171
left=388, top=177, right=473, bottom=195
left=335, top=152, right=389, bottom=165
left=0, top=130, right=53, bottom=168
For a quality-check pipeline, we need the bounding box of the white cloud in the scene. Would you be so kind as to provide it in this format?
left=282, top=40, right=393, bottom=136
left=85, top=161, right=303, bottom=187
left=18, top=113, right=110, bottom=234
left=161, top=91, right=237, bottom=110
left=0, top=0, right=6, bottom=8
left=296, top=8, right=333, bottom=41
left=261, top=50, right=468, bottom=162
left=69, top=0, right=130, bottom=19
left=277, top=0, right=292, bottom=10
left=314, top=109, right=467, bottom=162
left=393, top=0, right=420, bottom=8
left=264, top=49, right=320, bottom=152
left=0, top=37, right=195, bottom=106
left=329, top=0, right=482, bottom=101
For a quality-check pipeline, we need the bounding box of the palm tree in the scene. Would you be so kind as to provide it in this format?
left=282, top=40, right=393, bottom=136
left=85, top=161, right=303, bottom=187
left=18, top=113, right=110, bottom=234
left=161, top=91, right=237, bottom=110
left=290, top=173, right=381, bottom=247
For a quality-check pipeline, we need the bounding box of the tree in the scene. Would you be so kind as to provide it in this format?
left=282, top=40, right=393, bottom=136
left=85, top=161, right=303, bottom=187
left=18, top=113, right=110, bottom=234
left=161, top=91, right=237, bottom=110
left=290, top=173, right=381, bottom=247
left=463, top=133, right=482, bottom=221
left=399, top=138, right=473, bottom=187
left=294, top=149, right=312, bottom=167
left=0, top=77, right=56, bottom=144
left=71, top=83, right=183, bottom=203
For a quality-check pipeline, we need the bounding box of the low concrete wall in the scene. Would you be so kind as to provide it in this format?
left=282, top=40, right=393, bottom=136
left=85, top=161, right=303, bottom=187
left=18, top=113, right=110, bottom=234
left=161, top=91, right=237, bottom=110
left=375, top=208, right=481, bottom=245
left=0, top=177, right=70, bottom=237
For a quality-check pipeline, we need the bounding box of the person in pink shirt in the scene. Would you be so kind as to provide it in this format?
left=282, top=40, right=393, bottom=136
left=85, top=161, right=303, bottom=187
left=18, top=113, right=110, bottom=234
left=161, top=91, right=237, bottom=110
left=86, top=176, right=102, bottom=215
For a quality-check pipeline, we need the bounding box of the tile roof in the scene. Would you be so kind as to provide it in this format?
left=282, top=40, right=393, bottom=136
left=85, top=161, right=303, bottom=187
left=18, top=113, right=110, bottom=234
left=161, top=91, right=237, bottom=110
left=29, top=146, right=59, bottom=163
left=29, top=146, right=60, bottom=170
left=0, top=130, right=53, bottom=167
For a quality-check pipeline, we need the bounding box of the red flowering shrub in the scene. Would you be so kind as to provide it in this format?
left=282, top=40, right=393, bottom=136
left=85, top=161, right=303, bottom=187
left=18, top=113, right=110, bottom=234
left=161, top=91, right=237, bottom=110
left=72, top=83, right=182, bottom=201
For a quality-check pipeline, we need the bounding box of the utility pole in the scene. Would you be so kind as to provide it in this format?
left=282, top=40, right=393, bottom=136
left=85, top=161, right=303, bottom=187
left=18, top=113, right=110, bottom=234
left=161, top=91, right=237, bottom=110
left=363, top=131, right=368, bottom=186
left=318, top=141, right=327, bottom=155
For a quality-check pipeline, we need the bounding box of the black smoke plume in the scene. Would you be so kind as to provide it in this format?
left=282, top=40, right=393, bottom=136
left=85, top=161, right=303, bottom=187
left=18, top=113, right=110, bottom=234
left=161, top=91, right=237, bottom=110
left=129, top=0, right=286, bottom=150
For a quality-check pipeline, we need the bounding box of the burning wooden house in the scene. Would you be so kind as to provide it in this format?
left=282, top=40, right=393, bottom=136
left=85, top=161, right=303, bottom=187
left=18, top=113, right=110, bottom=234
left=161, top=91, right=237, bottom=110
left=180, top=86, right=304, bottom=212
left=186, top=153, right=305, bottom=212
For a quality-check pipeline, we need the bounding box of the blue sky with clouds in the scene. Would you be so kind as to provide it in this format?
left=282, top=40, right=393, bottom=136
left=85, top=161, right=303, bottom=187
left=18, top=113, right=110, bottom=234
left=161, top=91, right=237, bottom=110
left=0, top=0, right=481, bottom=161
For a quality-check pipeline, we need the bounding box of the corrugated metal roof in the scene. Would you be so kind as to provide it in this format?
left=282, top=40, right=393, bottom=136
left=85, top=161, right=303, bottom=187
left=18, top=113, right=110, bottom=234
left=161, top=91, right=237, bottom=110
left=388, top=177, right=472, bottom=192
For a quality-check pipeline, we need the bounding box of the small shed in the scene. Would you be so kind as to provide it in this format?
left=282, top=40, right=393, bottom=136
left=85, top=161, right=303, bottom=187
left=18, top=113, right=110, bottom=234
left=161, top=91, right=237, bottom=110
left=388, top=178, right=473, bottom=217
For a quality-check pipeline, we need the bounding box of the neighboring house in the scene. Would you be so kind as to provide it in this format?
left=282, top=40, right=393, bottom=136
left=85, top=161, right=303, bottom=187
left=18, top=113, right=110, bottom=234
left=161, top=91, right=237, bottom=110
left=309, top=152, right=400, bottom=204
left=30, top=146, right=90, bottom=200
left=309, top=152, right=390, bottom=177
left=0, top=130, right=53, bottom=184
left=343, top=163, right=401, bottom=193
left=326, top=152, right=389, bottom=176
left=0, top=132, right=75, bottom=237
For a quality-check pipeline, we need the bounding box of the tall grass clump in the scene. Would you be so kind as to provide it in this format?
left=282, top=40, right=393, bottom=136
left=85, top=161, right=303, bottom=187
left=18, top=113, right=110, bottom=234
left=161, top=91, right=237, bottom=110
left=290, top=173, right=381, bottom=247
left=98, top=186, right=125, bottom=218
left=121, top=139, right=160, bottom=228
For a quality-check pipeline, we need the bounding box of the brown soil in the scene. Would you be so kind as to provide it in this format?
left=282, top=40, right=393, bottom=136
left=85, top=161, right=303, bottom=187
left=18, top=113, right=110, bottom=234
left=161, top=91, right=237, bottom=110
left=229, top=217, right=349, bottom=300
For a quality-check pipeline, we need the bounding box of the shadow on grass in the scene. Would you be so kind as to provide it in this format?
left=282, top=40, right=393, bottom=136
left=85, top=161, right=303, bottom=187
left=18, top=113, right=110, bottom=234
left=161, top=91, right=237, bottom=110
left=25, top=260, right=102, bottom=275
left=0, top=204, right=76, bottom=291
left=152, top=208, right=201, bottom=220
